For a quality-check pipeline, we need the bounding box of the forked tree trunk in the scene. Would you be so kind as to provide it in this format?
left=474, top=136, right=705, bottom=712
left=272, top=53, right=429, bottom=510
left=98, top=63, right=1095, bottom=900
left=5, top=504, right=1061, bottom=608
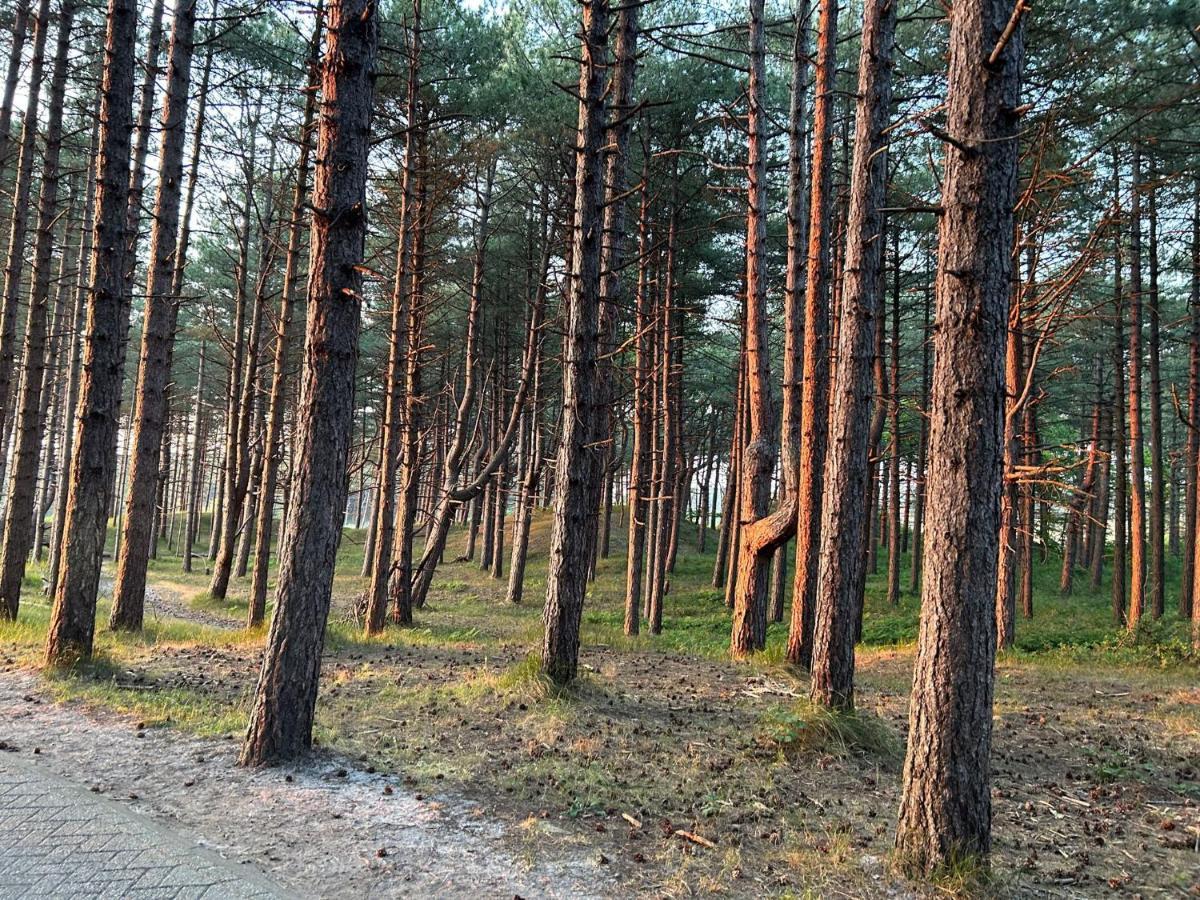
left=540, top=0, right=608, bottom=684
left=730, top=0, right=807, bottom=655
left=239, top=0, right=378, bottom=765
left=807, top=0, right=895, bottom=710
left=110, top=0, right=197, bottom=630
left=45, top=0, right=139, bottom=665
left=894, top=0, right=1023, bottom=873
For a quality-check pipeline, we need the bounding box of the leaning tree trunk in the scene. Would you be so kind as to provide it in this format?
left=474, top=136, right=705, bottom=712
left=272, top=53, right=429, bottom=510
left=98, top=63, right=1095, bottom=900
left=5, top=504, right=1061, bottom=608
left=110, top=0, right=197, bottom=631
left=786, top=0, right=838, bottom=669
left=239, top=0, right=378, bottom=766
left=0, top=0, right=75, bottom=620
left=540, top=0, right=609, bottom=684
left=894, top=0, right=1023, bottom=874
left=45, top=0, right=140, bottom=665
left=807, top=0, right=895, bottom=711
left=730, top=0, right=792, bottom=657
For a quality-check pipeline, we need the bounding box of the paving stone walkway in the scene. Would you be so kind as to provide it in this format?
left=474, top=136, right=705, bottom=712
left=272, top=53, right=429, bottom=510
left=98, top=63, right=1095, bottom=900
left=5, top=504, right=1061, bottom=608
left=0, top=752, right=287, bottom=899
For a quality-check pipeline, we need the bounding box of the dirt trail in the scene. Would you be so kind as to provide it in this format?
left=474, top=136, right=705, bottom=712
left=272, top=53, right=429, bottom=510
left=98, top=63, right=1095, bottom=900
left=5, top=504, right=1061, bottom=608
left=0, top=671, right=618, bottom=898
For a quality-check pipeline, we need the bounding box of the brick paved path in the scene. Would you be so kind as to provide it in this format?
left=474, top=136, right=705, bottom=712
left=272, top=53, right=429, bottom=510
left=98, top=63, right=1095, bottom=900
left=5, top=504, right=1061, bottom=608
left=0, top=752, right=286, bottom=899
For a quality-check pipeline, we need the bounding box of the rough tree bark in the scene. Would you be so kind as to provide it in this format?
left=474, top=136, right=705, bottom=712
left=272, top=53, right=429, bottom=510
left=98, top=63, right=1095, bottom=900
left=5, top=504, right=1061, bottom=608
left=45, top=0, right=139, bottom=665
left=540, top=0, right=608, bottom=684
left=238, top=0, right=378, bottom=765
left=249, top=3, right=324, bottom=628
left=1127, top=148, right=1146, bottom=628
left=0, top=0, right=75, bottom=620
left=0, top=0, right=51, bottom=484
left=730, top=0, right=808, bottom=655
left=786, top=0, right=838, bottom=669
left=894, top=0, right=1023, bottom=873
left=807, top=0, right=895, bottom=710
left=109, top=0, right=197, bottom=630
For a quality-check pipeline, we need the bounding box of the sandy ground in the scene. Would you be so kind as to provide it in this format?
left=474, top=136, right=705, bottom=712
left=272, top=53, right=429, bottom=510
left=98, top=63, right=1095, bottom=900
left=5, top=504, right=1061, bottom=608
left=0, top=672, right=617, bottom=899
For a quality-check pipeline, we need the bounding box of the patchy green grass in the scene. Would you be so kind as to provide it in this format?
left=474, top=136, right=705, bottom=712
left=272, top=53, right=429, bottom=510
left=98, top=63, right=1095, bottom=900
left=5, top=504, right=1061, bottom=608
left=760, top=698, right=902, bottom=762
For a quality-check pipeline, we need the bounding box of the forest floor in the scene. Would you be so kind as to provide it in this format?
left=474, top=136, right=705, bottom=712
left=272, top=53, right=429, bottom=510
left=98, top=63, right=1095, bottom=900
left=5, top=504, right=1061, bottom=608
left=2, top=512, right=1199, bottom=898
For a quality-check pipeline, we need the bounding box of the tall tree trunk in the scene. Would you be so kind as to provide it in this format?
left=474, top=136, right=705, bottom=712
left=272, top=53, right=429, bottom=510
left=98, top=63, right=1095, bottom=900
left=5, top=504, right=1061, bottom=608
left=909, top=272, right=931, bottom=593
left=623, top=175, right=652, bottom=634
left=183, top=342, right=206, bottom=572
left=786, top=0, right=837, bottom=669
left=0, top=0, right=51, bottom=484
left=44, top=0, right=139, bottom=665
left=1111, top=161, right=1128, bottom=625
left=995, top=258, right=1023, bottom=649
left=1127, top=147, right=1146, bottom=628
left=886, top=226, right=902, bottom=606
left=47, top=120, right=97, bottom=599
left=731, top=0, right=808, bottom=655
left=0, top=0, right=74, bottom=619
left=0, top=0, right=31, bottom=181
left=540, top=0, right=608, bottom=684
left=389, top=153, right=427, bottom=625
left=239, top=0, right=378, bottom=765
left=894, top=0, right=1023, bottom=872
left=362, top=0, right=415, bottom=631
left=807, top=0, right=895, bottom=710
left=110, top=0, right=197, bottom=630
left=1146, top=158, right=1164, bottom=619
left=1184, top=178, right=1200, bottom=620
left=251, top=4, right=323, bottom=628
